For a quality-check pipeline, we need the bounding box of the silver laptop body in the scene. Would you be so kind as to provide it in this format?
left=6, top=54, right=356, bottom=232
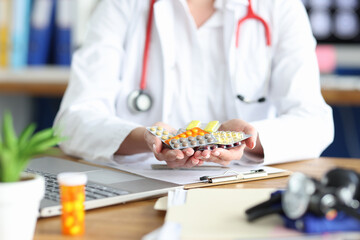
left=26, top=157, right=181, bottom=217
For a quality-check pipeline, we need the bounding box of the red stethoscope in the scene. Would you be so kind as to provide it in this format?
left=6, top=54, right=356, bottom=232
left=128, top=0, right=271, bottom=113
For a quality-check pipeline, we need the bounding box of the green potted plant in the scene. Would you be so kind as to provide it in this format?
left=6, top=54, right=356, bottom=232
left=0, top=111, right=63, bottom=240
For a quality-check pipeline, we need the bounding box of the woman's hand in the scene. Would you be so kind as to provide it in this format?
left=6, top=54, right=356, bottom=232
left=144, top=122, right=203, bottom=168
left=194, top=119, right=259, bottom=165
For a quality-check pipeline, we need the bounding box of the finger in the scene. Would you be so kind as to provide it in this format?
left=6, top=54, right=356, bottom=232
left=220, top=144, right=246, bottom=163
left=243, top=126, right=258, bottom=149
left=211, top=148, right=221, bottom=157
left=166, top=155, right=195, bottom=168
left=153, top=138, right=163, bottom=154
left=182, top=148, right=195, bottom=157
left=166, top=158, right=186, bottom=168
left=194, top=150, right=202, bottom=159
left=154, top=147, right=178, bottom=162
left=184, top=156, right=199, bottom=168
left=144, top=130, right=162, bottom=153
left=201, top=149, right=211, bottom=159
left=203, top=148, right=226, bottom=164
left=207, top=145, right=245, bottom=165
left=162, top=148, right=185, bottom=161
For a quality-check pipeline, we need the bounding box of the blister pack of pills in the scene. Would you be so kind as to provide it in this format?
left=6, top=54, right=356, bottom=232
left=165, top=127, right=209, bottom=144
left=147, top=126, right=175, bottom=143
left=168, top=133, right=217, bottom=150
left=213, top=131, right=252, bottom=149
left=147, top=120, right=251, bottom=151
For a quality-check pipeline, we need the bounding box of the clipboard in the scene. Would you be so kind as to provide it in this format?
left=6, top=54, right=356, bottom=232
left=184, top=169, right=292, bottom=189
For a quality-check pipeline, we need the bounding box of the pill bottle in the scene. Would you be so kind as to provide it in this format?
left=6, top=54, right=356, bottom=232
left=57, top=172, right=87, bottom=236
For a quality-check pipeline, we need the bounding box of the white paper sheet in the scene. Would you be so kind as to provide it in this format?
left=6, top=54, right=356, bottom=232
left=99, top=153, right=285, bottom=185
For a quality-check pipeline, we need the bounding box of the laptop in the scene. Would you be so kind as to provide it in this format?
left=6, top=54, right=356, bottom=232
left=26, top=156, right=181, bottom=217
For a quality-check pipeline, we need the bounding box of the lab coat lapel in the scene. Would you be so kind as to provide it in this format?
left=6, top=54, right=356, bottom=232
left=222, top=0, right=248, bottom=118
left=223, top=0, right=248, bottom=74
left=153, top=0, right=176, bottom=122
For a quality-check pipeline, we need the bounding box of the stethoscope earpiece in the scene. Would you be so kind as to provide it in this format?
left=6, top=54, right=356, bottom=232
left=127, top=90, right=153, bottom=113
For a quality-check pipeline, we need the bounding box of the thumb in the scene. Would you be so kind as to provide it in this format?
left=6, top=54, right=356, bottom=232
left=244, top=134, right=257, bottom=149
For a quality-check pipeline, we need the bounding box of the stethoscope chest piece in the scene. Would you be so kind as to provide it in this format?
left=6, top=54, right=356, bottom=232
left=127, top=90, right=153, bottom=113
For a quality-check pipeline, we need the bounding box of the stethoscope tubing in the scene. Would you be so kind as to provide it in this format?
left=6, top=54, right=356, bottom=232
left=140, top=0, right=156, bottom=91
left=132, top=0, right=272, bottom=112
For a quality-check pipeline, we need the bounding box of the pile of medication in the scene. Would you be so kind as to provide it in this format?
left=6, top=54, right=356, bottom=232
left=147, top=120, right=251, bottom=150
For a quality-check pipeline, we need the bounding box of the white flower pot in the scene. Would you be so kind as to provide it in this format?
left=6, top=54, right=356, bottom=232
left=0, top=172, right=45, bottom=240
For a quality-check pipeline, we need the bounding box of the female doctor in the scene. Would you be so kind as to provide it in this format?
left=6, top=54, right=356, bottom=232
left=54, top=0, right=334, bottom=168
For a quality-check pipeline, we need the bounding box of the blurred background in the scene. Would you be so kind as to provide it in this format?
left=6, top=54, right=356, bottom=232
left=0, top=0, right=360, bottom=158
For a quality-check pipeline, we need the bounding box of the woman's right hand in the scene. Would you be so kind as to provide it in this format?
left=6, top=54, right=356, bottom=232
left=144, top=122, right=203, bottom=168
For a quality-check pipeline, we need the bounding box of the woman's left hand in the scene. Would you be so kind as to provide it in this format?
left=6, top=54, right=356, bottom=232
left=194, top=119, right=258, bottom=165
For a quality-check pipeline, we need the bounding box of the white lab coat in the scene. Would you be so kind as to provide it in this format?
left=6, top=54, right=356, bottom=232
left=54, top=0, right=334, bottom=165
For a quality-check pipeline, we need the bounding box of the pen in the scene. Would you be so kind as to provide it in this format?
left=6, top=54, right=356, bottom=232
left=200, top=169, right=268, bottom=183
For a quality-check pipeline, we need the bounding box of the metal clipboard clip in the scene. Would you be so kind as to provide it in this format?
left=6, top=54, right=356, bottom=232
left=199, top=169, right=268, bottom=183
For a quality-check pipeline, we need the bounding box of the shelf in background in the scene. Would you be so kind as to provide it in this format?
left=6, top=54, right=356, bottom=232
left=1, top=68, right=360, bottom=105
left=321, top=74, right=360, bottom=105
left=321, top=89, right=360, bottom=105
left=0, top=67, right=69, bottom=97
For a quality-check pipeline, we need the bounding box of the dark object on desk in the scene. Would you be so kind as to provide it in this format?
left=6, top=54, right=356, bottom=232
left=245, top=168, right=360, bottom=233
left=281, top=210, right=360, bottom=233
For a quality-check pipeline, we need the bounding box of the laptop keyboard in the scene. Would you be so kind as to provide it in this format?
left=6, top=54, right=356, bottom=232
left=26, top=169, right=130, bottom=202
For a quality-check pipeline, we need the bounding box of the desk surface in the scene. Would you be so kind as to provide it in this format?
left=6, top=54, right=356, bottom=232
left=33, top=157, right=360, bottom=240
